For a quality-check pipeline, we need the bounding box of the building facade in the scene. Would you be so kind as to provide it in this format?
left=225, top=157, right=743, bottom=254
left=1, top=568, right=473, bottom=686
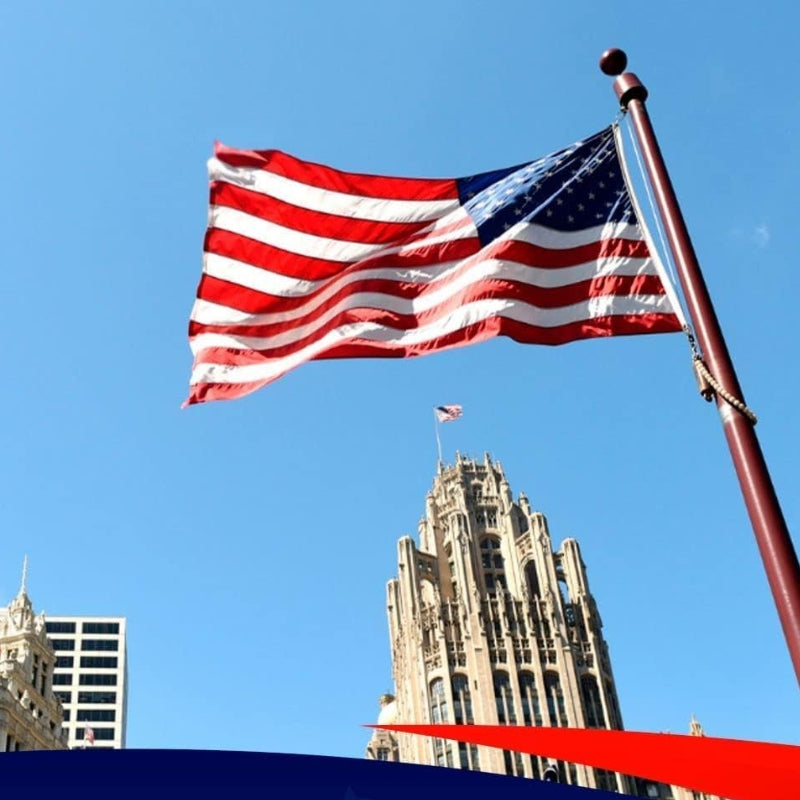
left=0, top=576, right=68, bottom=751
left=46, top=616, right=128, bottom=748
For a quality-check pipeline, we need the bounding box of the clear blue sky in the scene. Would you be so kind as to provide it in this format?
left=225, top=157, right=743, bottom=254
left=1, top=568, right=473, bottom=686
left=2, top=0, right=798, bottom=756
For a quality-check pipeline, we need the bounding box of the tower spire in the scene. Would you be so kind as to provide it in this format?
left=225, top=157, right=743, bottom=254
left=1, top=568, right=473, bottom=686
left=20, top=554, right=29, bottom=595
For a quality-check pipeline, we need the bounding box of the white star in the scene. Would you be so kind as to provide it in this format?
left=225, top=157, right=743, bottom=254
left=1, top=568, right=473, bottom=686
left=568, top=215, right=574, bottom=222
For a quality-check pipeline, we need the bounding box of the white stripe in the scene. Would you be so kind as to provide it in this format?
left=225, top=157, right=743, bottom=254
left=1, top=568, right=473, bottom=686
left=190, top=292, right=674, bottom=357
left=209, top=157, right=459, bottom=223
left=512, top=220, right=645, bottom=248
left=203, top=215, right=647, bottom=301
left=193, top=253, right=660, bottom=327
left=210, top=205, right=475, bottom=263
left=189, top=294, right=676, bottom=386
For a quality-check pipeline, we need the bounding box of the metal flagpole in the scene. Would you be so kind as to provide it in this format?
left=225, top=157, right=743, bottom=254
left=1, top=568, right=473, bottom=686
left=599, top=48, right=800, bottom=688
left=433, top=408, right=443, bottom=464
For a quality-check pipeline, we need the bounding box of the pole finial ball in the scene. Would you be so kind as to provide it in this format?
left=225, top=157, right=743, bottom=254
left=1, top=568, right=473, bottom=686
left=599, top=48, right=628, bottom=76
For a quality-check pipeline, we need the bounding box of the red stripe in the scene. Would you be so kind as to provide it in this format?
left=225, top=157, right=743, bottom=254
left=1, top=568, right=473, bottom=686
left=211, top=181, right=438, bottom=245
left=201, top=227, right=647, bottom=306
left=184, top=313, right=681, bottom=406
left=203, top=228, right=481, bottom=284
left=204, top=228, right=346, bottom=281
left=488, top=236, right=651, bottom=267
left=190, top=275, right=668, bottom=341
left=191, top=286, right=673, bottom=365
left=214, top=142, right=459, bottom=201
left=367, top=725, right=800, bottom=800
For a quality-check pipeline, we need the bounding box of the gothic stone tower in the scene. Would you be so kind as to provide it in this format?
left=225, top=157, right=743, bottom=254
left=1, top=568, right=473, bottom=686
left=378, top=453, right=631, bottom=793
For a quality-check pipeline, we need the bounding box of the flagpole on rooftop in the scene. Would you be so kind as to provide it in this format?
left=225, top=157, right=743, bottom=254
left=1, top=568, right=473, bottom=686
left=599, top=48, right=800, bottom=688
left=433, top=409, right=443, bottom=465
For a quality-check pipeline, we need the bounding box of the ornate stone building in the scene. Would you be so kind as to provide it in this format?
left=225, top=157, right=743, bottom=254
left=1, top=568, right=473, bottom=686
left=0, top=565, right=68, bottom=752
left=365, top=454, right=725, bottom=799
left=366, top=453, right=631, bottom=792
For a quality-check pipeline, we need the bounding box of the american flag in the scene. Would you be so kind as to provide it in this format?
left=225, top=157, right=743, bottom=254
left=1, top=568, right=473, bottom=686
left=185, top=125, right=682, bottom=406
left=435, top=405, right=463, bottom=423
left=84, top=727, right=95, bottom=745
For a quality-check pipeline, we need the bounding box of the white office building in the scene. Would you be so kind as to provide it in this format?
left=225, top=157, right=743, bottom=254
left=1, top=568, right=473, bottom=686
left=45, top=616, right=128, bottom=749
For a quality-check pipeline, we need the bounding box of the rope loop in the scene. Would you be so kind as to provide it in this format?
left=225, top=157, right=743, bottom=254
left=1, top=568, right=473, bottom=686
left=692, top=355, right=758, bottom=425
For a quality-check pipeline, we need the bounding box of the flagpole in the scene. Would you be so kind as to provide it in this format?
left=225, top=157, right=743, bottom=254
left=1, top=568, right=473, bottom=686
left=599, top=48, right=800, bottom=687
left=433, top=409, right=443, bottom=465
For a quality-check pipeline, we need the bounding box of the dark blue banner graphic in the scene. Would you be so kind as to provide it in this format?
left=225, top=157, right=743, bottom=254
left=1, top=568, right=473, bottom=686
left=1, top=750, right=618, bottom=799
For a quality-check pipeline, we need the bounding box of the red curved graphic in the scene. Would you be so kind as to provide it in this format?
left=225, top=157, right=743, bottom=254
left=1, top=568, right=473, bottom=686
left=368, top=724, right=800, bottom=800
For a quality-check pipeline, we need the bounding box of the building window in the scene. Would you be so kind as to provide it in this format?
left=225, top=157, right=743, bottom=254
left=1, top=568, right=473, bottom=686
left=81, top=639, right=119, bottom=652
left=457, top=741, right=480, bottom=771
left=80, top=656, right=118, bottom=668
left=519, top=672, right=543, bottom=726
left=596, top=769, right=619, bottom=792
left=429, top=679, right=449, bottom=723
left=481, top=538, right=506, bottom=595
left=376, top=748, right=390, bottom=761
left=52, top=674, right=73, bottom=685
left=78, top=691, right=117, bottom=704
left=77, top=709, right=116, bottom=722
left=581, top=675, right=606, bottom=728
left=524, top=562, right=540, bottom=597
left=544, top=672, right=568, bottom=726
left=45, top=622, right=76, bottom=634
left=62, top=709, right=71, bottom=722
left=451, top=674, right=474, bottom=725
left=55, top=691, right=72, bottom=704
left=55, top=656, right=74, bottom=668
left=493, top=672, right=517, bottom=724
left=49, top=639, right=75, bottom=651
left=79, top=673, right=117, bottom=686
left=82, top=622, right=120, bottom=635
left=429, top=679, right=453, bottom=767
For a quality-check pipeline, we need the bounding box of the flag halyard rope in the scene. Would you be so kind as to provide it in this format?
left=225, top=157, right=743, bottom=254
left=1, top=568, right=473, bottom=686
left=619, top=114, right=758, bottom=427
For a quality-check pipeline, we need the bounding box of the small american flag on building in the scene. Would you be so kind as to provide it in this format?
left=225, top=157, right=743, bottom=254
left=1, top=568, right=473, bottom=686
left=435, top=405, right=463, bottom=423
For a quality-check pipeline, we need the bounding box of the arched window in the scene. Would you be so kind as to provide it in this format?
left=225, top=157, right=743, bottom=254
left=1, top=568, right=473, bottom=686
left=429, top=678, right=453, bottom=767
left=581, top=675, right=606, bottom=728
left=544, top=672, right=568, bottom=726
left=493, top=671, right=517, bottom=724
left=519, top=672, right=543, bottom=726
left=524, top=561, right=540, bottom=597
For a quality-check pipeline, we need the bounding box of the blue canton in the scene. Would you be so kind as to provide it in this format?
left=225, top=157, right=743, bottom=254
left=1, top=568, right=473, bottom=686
left=457, top=127, right=636, bottom=245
